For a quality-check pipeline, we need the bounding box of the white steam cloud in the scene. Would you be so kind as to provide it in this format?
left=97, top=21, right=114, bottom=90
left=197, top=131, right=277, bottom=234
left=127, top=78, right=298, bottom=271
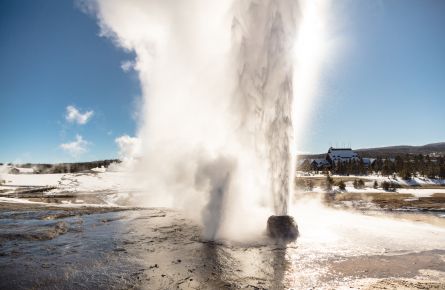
left=65, top=105, right=94, bottom=125
left=83, top=0, right=330, bottom=241
left=60, top=134, right=89, bottom=157
left=115, top=135, right=141, bottom=161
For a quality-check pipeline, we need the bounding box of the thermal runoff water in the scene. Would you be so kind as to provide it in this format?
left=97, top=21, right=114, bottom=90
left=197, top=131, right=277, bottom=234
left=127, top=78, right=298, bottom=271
left=86, top=0, right=328, bottom=240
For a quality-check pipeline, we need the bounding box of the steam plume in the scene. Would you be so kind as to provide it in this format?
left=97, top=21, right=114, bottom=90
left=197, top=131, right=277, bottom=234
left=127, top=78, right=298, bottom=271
left=83, top=0, right=329, bottom=240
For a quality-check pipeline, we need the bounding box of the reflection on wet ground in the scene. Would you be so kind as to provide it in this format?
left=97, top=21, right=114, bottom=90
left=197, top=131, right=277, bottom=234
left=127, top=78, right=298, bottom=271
left=0, top=201, right=444, bottom=289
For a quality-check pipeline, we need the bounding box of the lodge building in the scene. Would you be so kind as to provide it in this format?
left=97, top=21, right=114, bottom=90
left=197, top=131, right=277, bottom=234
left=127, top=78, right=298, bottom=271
left=302, top=147, right=375, bottom=171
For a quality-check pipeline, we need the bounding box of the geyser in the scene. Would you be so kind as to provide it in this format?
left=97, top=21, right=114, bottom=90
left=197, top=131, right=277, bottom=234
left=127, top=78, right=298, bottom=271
left=233, top=0, right=297, bottom=216
left=86, top=0, right=329, bottom=241
left=233, top=0, right=300, bottom=240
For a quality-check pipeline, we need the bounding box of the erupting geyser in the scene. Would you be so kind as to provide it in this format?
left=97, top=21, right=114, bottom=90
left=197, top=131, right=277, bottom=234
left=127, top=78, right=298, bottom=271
left=232, top=0, right=299, bottom=240
left=86, top=0, right=329, bottom=241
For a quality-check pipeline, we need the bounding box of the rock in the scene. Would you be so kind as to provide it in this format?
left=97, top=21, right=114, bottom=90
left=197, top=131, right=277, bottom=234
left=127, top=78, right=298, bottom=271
left=266, top=215, right=299, bottom=242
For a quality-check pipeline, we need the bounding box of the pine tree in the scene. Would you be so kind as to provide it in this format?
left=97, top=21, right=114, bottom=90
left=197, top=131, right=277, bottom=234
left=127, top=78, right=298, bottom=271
left=374, top=157, right=383, bottom=174
left=440, top=166, right=445, bottom=179
left=382, top=181, right=390, bottom=191
left=353, top=179, right=358, bottom=189
left=337, top=180, right=346, bottom=191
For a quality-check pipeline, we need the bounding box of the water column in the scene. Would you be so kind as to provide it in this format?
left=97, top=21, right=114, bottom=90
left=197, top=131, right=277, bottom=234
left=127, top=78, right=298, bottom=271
left=232, top=0, right=298, bottom=215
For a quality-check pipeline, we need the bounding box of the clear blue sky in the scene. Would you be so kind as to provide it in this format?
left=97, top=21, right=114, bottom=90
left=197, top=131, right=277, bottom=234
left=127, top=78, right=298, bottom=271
left=0, top=0, right=444, bottom=163
left=305, top=1, right=445, bottom=153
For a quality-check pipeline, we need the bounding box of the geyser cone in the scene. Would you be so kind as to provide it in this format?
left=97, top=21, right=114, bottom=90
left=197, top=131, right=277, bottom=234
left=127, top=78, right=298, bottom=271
left=267, top=215, right=299, bottom=242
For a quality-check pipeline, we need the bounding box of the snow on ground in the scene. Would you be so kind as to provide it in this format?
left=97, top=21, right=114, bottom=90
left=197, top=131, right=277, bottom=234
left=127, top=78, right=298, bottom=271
left=91, top=166, right=106, bottom=173
left=343, top=180, right=445, bottom=197
left=0, top=196, right=125, bottom=208
left=0, top=171, right=136, bottom=194
left=403, top=177, right=445, bottom=186
left=344, top=185, right=381, bottom=193
left=296, top=172, right=325, bottom=177
left=0, top=171, right=149, bottom=206
left=0, top=197, right=47, bottom=204
left=1, top=173, right=63, bottom=187
left=398, top=188, right=445, bottom=197
left=343, top=186, right=445, bottom=197
left=56, top=172, right=133, bottom=193
left=354, top=174, right=445, bottom=187
left=308, top=184, right=445, bottom=198
left=297, top=172, right=445, bottom=186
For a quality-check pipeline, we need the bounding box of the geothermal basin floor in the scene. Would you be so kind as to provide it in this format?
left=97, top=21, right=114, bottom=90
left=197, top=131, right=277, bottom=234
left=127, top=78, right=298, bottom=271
left=0, top=199, right=444, bottom=289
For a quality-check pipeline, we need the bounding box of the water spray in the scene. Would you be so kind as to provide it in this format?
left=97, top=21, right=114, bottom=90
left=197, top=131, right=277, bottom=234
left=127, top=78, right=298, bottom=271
left=232, top=0, right=299, bottom=241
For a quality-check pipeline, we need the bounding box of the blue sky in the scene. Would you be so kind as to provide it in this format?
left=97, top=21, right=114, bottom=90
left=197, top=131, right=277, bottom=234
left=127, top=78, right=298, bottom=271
left=306, top=1, right=445, bottom=152
left=0, top=0, right=444, bottom=163
left=0, top=0, right=140, bottom=163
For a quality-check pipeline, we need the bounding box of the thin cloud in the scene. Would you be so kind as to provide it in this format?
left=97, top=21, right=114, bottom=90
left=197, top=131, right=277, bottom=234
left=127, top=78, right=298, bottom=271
left=60, top=134, right=89, bottom=156
left=120, top=60, right=135, bottom=72
left=65, top=105, right=94, bottom=125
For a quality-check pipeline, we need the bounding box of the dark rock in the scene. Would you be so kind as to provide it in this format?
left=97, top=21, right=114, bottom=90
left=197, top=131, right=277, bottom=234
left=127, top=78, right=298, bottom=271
left=266, top=215, right=299, bottom=242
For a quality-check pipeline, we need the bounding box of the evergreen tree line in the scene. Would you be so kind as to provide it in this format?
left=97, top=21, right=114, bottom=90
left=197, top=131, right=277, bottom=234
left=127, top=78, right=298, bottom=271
left=372, top=154, right=445, bottom=179
left=299, top=154, right=445, bottom=180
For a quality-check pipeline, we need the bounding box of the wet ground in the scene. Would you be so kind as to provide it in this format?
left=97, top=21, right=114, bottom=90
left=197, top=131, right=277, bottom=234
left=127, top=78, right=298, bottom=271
left=0, top=197, right=444, bottom=289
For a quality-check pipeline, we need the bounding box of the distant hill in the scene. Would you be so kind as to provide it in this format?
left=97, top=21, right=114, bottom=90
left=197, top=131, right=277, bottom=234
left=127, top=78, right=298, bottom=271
left=356, top=142, right=445, bottom=158
left=299, top=142, right=445, bottom=159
